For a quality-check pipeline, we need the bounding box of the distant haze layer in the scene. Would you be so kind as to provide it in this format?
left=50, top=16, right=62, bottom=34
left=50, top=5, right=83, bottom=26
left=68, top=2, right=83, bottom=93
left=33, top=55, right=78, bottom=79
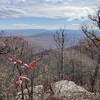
left=0, top=29, right=87, bottom=49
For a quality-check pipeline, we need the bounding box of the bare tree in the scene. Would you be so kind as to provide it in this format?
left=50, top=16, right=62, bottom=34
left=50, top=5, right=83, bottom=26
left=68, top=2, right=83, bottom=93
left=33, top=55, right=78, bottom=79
left=54, top=29, right=65, bottom=80
left=81, top=6, right=100, bottom=92
left=88, top=7, right=100, bottom=29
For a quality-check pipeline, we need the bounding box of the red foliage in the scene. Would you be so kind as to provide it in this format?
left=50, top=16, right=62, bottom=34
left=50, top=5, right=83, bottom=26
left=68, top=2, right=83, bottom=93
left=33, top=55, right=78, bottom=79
left=8, top=54, right=22, bottom=65
left=13, top=76, right=30, bottom=87
left=24, top=60, right=36, bottom=71
left=18, top=76, right=30, bottom=81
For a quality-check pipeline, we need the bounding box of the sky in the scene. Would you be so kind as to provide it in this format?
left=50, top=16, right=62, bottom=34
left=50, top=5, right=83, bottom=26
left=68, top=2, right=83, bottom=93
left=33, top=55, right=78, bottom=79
left=0, top=0, right=99, bottom=30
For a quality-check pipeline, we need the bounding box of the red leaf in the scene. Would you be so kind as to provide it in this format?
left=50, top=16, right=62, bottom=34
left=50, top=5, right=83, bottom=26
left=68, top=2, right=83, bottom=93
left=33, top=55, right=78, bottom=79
left=26, top=60, right=36, bottom=71
left=19, top=76, right=30, bottom=81
left=8, top=54, right=22, bottom=65
left=15, top=80, right=23, bottom=86
left=15, top=59, right=22, bottom=65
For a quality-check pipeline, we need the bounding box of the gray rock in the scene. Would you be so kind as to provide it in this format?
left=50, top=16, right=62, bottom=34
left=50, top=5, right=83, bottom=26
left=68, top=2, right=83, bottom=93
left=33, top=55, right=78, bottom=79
left=16, top=80, right=97, bottom=100
left=16, top=85, right=43, bottom=100
left=51, top=80, right=97, bottom=100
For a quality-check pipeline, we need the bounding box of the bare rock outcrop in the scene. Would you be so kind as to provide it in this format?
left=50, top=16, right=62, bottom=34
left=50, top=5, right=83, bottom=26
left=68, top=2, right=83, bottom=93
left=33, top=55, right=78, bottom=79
left=51, top=80, right=97, bottom=100
left=16, top=80, right=97, bottom=100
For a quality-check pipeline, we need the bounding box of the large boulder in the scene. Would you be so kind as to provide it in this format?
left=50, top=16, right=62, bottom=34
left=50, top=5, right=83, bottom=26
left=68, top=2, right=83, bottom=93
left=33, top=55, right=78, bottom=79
left=51, top=80, right=97, bottom=100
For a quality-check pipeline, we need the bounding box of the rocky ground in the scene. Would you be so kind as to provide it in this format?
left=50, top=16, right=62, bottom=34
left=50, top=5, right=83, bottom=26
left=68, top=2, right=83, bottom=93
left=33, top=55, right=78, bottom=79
left=16, top=80, right=99, bottom=100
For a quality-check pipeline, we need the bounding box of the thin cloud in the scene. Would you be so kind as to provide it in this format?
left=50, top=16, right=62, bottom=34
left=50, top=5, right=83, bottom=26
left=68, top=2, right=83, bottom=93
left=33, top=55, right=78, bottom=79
left=0, top=0, right=99, bottom=29
left=0, top=7, right=25, bottom=18
left=0, top=0, right=98, bottom=19
left=0, top=23, right=80, bottom=30
left=0, top=23, right=42, bottom=29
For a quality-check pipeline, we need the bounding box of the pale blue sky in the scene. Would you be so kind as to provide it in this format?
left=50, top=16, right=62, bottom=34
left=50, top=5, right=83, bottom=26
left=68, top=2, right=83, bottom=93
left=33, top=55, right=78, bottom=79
left=0, top=0, right=99, bottom=30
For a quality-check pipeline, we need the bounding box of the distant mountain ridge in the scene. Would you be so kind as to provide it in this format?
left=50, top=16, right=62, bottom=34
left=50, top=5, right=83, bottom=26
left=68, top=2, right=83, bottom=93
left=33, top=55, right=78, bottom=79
left=0, top=29, right=83, bottom=37
left=0, top=29, right=51, bottom=36
left=0, top=29, right=85, bottom=49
